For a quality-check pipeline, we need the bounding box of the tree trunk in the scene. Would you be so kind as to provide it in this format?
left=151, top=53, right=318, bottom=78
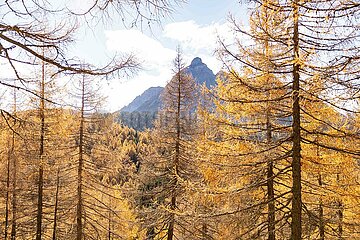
left=167, top=61, right=182, bottom=240
left=266, top=94, right=275, bottom=240
left=336, top=173, right=343, bottom=240
left=52, top=168, right=60, bottom=240
left=10, top=82, right=17, bottom=240
left=316, top=144, right=325, bottom=240
left=291, top=1, right=302, bottom=239
left=264, top=4, right=276, bottom=237
left=5, top=136, right=13, bottom=240
left=11, top=134, right=17, bottom=240
left=36, top=58, right=46, bottom=240
left=108, top=210, right=111, bottom=240
left=201, top=222, right=208, bottom=240
left=266, top=143, right=275, bottom=240
left=167, top=196, right=176, bottom=240
left=318, top=174, right=325, bottom=240
left=77, top=76, right=85, bottom=240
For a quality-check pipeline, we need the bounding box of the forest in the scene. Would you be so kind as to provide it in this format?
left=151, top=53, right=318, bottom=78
left=0, top=0, right=359, bottom=239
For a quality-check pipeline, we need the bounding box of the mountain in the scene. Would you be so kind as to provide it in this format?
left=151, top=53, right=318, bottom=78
left=120, top=57, right=216, bottom=114
left=120, top=86, right=164, bottom=113
left=116, top=57, right=217, bottom=130
left=184, top=57, right=216, bottom=88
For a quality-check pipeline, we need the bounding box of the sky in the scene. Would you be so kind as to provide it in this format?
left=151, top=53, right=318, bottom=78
left=0, top=1, right=249, bottom=112
left=66, top=0, right=250, bottom=112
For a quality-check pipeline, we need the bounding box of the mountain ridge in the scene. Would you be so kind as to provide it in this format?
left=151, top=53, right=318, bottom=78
left=115, top=57, right=218, bottom=130
left=119, top=57, right=216, bottom=114
left=120, top=86, right=164, bottom=113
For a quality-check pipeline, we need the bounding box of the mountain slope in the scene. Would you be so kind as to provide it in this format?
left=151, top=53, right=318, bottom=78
left=184, top=57, right=216, bottom=88
left=119, top=57, right=216, bottom=114
left=116, top=57, right=217, bottom=130
left=120, top=86, right=164, bottom=113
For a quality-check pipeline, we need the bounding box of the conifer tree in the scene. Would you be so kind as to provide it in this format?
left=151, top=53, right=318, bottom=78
left=197, top=0, right=292, bottom=238
left=213, top=0, right=360, bottom=239
left=138, top=47, right=199, bottom=240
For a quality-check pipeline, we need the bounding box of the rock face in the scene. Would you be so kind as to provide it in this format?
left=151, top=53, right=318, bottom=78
left=184, top=57, right=216, bottom=89
left=120, top=57, right=216, bottom=114
left=116, top=57, right=217, bottom=130
left=120, top=86, right=164, bottom=113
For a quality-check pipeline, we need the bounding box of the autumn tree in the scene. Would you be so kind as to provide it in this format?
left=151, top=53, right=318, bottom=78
left=0, top=1, right=184, bottom=238
left=0, top=86, right=20, bottom=240
left=214, top=0, right=360, bottom=239
left=137, top=47, right=200, bottom=240
left=195, top=0, right=293, bottom=238
left=0, top=0, right=183, bottom=82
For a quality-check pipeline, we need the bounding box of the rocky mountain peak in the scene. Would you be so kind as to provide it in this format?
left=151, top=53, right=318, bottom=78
left=118, top=57, right=217, bottom=115
left=190, top=57, right=203, bottom=67
left=185, top=57, right=216, bottom=88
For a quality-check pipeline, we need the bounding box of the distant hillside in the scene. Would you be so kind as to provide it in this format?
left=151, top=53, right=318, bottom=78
left=116, top=57, right=217, bottom=130
left=184, top=57, right=216, bottom=88
left=120, top=86, right=164, bottom=113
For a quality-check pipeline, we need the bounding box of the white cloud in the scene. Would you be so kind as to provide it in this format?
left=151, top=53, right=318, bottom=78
left=102, top=22, right=235, bottom=112
left=105, top=29, right=176, bottom=71
left=101, top=69, right=172, bottom=112
left=103, top=29, right=178, bottom=111
left=163, top=20, right=233, bottom=54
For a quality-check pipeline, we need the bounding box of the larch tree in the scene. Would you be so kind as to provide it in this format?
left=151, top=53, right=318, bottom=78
left=138, top=47, right=199, bottom=240
left=35, top=54, right=46, bottom=240
left=72, top=74, right=105, bottom=240
left=0, top=0, right=183, bottom=81
left=197, top=0, right=292, bottom=238
left=70, top=75, right=140, bottom=239
left=0, top=1, right=183, bottom=238
left=215, top=0, right=360, bottom=239
left=0, top=86, right=20, bottom=240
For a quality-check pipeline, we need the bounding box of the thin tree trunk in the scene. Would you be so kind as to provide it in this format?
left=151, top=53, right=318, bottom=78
left=108, top=210, right=111, bottom=240
left=201, top=222, right=208, bottom=240
left=318, top=174, right=325, bottom=240
left=10, top=139, right=17, bottom=240
left=167, top=196, right=176, bottom=240
left=5, top=136, right=13, bottom=240
left=146, top=227, right=155, bottom=240
left=291, top=1, right=302, bottom=239
left=52, top=168, right=60, bottom=240
left=77, top=76, right=85, bottom=240
left=167, top=62, right=182, bottom=240
left=336, top=173, right=343, bottom=240
left=266, top=115, right=275, bottom=240
left=11, top=89, right=17, bottom=240
left=316, top=144, right=325, bottom=240
left=263, top=3, right=276, bottom=238
left=36, top=58, right=46, bottom=240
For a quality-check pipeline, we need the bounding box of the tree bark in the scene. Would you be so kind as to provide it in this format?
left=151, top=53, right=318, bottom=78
left=10, top=87, right=17, bottom=240
left=264, top=3, right=276, bottom=238
left=52, top=168, right=60, bottom=240
left=36, top=58, right=46, bottom=240
left=336, top=173, right=343, bottom=240
left=167, top=55, right=182, bottom=240
left=108, top=210, right=112, bottom=240
left=77, top=76, right=85, bottom=240
left=10, top=145, right=17, bottom=240
left=5, top=136, right=12, bottom=240
left=266, top=127, right=275, bottom=240
left=146, top=227, right=155, bottom=240
left=318, top=174, right=325, bottom=240
left=291, top=1, right=302, bottom=239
